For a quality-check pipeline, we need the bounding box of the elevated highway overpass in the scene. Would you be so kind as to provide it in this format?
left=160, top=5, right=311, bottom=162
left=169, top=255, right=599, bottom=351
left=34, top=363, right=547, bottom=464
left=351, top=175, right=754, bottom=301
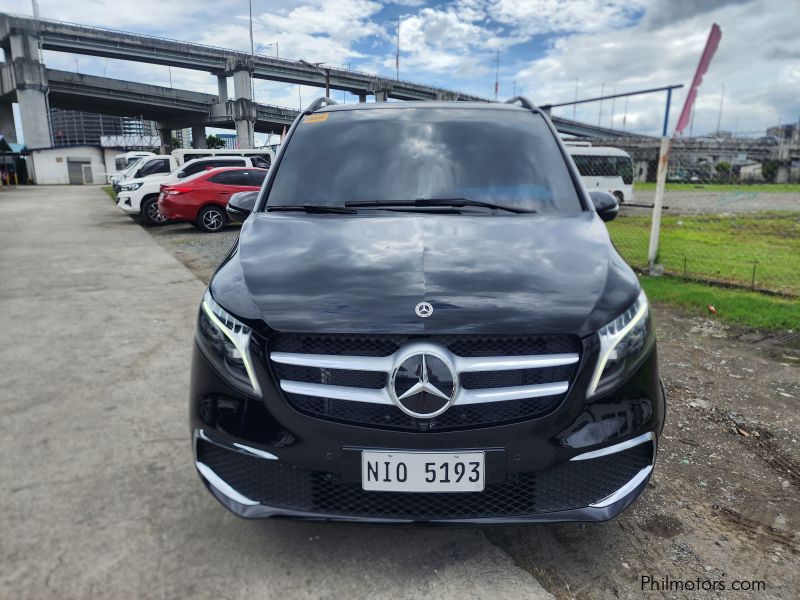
left=0, top=11, right=637, bottom=149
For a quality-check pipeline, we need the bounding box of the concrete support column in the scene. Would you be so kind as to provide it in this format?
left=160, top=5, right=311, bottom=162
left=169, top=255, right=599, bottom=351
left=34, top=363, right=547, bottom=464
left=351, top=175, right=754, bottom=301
left=374, top=90, right=388, bottom=102
left=232, top=69, right=254, bottom=148
left=0, top=102, right=16, bottom=143
left=217, top=74, right=228, bottom=104
left=158, top=127, right=172, bottom=155
left=9, top=32, right=51, bottom=148
left=191, top=124, right=207, bottom=149
left=358, top=93, right=366, bottom=103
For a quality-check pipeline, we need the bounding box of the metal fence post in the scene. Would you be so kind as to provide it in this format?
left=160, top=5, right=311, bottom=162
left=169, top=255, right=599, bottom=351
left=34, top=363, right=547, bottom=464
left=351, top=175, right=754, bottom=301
left=647, top=136, right=672, bottom=272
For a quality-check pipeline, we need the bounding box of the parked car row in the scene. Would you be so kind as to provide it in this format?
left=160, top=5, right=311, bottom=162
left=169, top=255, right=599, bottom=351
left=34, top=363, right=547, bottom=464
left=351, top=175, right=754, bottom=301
left=109, top=148, right=273, bottom=231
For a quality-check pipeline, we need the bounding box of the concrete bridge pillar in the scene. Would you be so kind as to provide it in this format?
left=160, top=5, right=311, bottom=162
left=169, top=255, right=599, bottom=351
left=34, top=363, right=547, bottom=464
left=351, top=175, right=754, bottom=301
left=217, top=74, right=228, bottom=104
left=374, top=90, right=388, bottom=102
left=358, top=93, right=366, bottom=103
left=0, top=102, right=16, bottom=143
left=191, top=124, right=207, bottom=149
left=232, top=68, right=255, bottom=148
left=158, top=126, right=172, bottom=155
left=8, top=31, right=51, bottom=148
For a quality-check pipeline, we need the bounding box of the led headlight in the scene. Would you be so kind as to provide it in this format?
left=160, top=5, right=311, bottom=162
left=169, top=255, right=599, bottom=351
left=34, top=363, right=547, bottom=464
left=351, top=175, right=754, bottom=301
left=120, top=182, right=143, bottom=191
left=196, top=290, right=262, bottom=397
left=587, top=290, right=651, bottom=398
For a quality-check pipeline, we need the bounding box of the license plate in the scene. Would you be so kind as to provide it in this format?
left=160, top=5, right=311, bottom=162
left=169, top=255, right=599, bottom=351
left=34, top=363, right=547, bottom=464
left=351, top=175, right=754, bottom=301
left=361, top=451, right=485, bottom=493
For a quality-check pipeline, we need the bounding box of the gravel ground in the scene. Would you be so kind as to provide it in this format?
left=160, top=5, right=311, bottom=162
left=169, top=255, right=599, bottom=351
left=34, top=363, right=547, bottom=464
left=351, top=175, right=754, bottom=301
left=142, top=215, right=800, bottom=599
left=626, top=190, right=800, bottom=215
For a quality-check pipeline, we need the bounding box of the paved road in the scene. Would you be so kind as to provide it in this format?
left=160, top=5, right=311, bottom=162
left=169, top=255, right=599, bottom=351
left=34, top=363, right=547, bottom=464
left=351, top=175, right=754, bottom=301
left=628, top=189, right=800, bottom=214
left=0, top=186, right=553, bottom=600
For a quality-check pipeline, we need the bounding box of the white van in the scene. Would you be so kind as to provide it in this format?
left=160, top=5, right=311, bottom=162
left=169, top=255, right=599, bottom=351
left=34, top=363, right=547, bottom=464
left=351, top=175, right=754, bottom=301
left=113, top=151, right=155, bottom=172
left=566, top=143, right=634, bottom=203
left=172, top=148, right=274, bottom=168
left=116, top=155, right=266, bottom=225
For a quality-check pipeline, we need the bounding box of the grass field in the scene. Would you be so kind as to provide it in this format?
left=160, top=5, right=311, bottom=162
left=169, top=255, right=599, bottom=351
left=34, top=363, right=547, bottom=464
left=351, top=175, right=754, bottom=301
left=635, top=182, right=800, bottom=193
left=607, top=212, right=800, bottom=296
left=642, top=276, right=800, bottom=331
left=102, top=185, right=116, bottom=201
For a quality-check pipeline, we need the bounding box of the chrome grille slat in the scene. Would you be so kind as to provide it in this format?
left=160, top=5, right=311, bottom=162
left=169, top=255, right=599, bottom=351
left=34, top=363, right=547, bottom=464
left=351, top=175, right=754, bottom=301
left=279, top=379, right=569, bottom=405
left=271, top=351, right=579, bottom=373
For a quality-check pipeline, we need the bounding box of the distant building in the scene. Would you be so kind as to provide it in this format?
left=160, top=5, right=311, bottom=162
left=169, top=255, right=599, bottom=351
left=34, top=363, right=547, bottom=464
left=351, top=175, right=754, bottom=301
left=50, top=108, right=157, bottom=148
left=766, top=123, right=798, bottom=142
left=217, top=133, right=238, bottom=149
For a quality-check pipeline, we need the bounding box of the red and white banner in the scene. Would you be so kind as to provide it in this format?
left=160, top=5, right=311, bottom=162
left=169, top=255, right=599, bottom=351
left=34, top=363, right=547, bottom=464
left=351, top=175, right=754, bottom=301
left=674, top=23, right=722, bottom=135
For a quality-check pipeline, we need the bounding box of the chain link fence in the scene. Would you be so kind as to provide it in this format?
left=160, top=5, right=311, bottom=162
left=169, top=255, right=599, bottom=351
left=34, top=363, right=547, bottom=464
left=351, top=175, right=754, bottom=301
left=568, top=136, right=800, bottom=297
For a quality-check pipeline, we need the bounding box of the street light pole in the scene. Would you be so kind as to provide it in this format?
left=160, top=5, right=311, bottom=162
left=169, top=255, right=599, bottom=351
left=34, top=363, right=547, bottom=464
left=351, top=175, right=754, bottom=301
left=394, top=18, right=400, bottom=80
left=494, top=51, right=499, bottom=101
left=716, top=83, right=725, bottom=134
left=573, top=78, right=579, bottom=120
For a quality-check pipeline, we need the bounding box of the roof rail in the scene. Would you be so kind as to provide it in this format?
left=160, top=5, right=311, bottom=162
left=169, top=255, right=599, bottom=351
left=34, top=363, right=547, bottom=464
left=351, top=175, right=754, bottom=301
left=304, top=97, right=338, bottom=114
left=505, top=96, right=538, bottom=111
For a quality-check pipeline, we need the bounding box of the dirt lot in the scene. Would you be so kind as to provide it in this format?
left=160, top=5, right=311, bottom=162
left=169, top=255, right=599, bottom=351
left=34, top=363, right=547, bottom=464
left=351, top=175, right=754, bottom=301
left=143, top=218, right=799, bottom=599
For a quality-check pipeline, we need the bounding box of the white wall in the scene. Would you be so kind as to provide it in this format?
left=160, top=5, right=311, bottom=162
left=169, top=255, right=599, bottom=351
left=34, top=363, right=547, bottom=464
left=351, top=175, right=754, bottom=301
left=30, top=146, right=106, bottom=185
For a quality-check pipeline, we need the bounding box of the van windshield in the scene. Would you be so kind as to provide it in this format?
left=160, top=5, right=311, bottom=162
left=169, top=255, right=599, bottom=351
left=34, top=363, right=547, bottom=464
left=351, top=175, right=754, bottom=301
left=265, top=108, right=582, bottom=214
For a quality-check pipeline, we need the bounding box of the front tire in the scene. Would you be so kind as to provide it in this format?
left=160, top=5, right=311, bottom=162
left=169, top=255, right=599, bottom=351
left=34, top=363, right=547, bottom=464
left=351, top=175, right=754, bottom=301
left=196, top=205, right=226, bottom=233
left=142, top=196, right=168, bottom=226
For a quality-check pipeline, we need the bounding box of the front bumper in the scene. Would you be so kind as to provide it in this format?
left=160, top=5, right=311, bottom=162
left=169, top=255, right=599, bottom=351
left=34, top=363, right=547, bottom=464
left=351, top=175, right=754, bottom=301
left=116, top=194, right=139, bottom=214
left=190, top=338, right=665, bottom=524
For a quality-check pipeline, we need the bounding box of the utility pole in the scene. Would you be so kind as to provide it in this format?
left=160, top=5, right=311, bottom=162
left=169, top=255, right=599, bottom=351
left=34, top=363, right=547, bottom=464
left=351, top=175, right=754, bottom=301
left=513, top=81, right=516, bottom=97
left=573, top=78, right=579, bottom=120
left=168, top=66, right=173, bottom=88
left=610, top=87, right=616, bottom=128
left=494, top=51, right=499, bottom=101
left=249, top=0, right=255, bottom=103
left=394, top=18, right=400, bottom=80
left=622, top=96, right=628, bottom=131
left=716, top=83, right=725, bottom=134
left=598, top=82, right=604, bottom=125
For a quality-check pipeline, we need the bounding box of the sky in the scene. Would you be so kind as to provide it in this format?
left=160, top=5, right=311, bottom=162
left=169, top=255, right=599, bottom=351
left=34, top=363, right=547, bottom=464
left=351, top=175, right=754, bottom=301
left=2, top=0, right=798, bottom=142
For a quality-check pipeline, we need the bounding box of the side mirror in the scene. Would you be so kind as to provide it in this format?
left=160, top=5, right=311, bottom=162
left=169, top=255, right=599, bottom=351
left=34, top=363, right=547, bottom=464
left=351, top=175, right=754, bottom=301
left=589, top=191, right=619, bottom=222
left=227, top=191, right=259, bottom=223
left=176, top=170, right=186, bottom=179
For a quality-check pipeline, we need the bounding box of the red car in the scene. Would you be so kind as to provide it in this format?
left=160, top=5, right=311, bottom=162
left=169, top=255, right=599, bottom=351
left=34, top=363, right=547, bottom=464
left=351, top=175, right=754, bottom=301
left=158, top=167, right=267, bottom=232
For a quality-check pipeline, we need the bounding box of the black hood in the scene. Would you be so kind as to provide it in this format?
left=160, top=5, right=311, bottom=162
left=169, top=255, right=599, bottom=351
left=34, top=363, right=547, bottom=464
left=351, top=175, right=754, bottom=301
left=211, top=212, right=640, bottom=337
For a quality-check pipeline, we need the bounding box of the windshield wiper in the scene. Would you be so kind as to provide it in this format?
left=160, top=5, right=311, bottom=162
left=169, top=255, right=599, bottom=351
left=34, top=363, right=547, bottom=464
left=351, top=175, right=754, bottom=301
left=267, top=204, right=357, bottom=214
left=345, top=198, right=536, bottom=214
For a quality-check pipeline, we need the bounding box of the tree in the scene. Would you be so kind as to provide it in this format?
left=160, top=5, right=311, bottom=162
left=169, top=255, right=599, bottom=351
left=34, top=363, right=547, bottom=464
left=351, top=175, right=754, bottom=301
left=206, top=134, right=226, bottom=149
left=171, top=136, right=182, bottom=150
left=761, top=160, right=779, bottom=183
left=715, top=161, right=731, bottom=175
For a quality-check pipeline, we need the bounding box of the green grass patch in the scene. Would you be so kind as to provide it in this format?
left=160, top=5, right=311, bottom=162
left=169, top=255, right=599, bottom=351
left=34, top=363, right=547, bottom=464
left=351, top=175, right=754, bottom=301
left=101, top=185, right=116, bottom=201
left=642, top=275, right=800, bottom=331
left=635, top=182, right=800, bottom=193
left=607, top=212, right=800, bottom=295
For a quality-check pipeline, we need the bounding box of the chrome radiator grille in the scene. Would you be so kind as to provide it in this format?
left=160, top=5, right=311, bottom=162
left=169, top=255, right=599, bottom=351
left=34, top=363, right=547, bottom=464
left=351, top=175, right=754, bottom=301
left=269, top=333, right=581, bottom=431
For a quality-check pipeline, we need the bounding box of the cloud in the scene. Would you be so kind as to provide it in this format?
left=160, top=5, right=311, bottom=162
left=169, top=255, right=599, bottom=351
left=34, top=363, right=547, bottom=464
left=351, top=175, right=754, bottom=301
left=512, top=0, right=800, bottom=135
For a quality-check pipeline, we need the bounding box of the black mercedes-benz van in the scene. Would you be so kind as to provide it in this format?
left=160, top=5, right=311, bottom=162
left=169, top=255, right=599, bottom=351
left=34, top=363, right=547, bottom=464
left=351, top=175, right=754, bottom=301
left=190, top=97, right=664, bottom=523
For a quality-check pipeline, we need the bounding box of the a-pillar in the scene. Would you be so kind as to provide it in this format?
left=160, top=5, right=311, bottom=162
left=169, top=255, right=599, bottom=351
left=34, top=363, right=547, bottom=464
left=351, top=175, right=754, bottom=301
left=158, top=126, right=172, bottom=155
left=232, top=68, right=255, bottom=148
left=0, top=102, right=16, bottom=143
left=191, top=124, right=207, bottom=149
left=8, top=31, right=51, bottom=148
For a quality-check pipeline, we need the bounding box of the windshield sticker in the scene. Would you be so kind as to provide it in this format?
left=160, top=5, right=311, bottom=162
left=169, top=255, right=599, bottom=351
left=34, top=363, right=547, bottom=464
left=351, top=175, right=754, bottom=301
left=304, top=113, right=329, bottom=124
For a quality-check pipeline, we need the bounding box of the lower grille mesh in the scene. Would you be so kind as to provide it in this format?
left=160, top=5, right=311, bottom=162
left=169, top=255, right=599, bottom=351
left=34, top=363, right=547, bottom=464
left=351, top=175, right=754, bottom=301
left=197, top=439, right=652, bottom=519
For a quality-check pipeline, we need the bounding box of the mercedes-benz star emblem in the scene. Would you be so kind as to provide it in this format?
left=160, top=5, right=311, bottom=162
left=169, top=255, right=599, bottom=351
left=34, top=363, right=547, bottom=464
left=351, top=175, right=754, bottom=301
left=415, top=302, right=433, bottom=318
left=390, top=352, right=457, bottom=418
